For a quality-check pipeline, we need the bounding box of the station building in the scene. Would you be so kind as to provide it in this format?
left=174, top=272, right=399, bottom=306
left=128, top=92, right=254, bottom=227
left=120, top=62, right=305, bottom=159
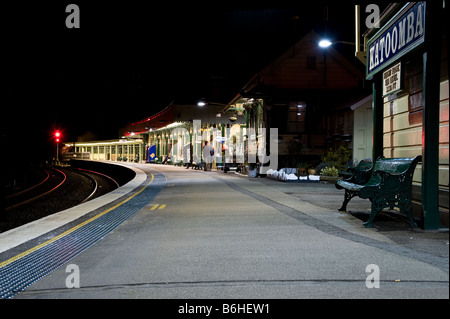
left=65, top=139, right=144, bottom=162
left=65, top=102, right=245, bottom=165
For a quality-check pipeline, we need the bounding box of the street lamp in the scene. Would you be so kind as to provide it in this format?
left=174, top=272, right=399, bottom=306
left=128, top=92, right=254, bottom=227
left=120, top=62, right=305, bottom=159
left=318, top=39, right=332, bottom=48
left=318, top=38, right=366, bottom=65
left=318, top=39, right=356, bottom=48
left=197, top=100, right=207, bottom=107
left=197, top=99, right=227, bottom=108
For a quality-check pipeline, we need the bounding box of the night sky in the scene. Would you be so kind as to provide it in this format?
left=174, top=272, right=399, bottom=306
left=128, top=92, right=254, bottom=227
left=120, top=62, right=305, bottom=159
left=2, top=1, right=361, bottom=162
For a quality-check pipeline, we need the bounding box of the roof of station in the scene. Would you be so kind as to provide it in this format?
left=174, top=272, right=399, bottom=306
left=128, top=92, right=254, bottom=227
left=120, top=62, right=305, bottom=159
left=119, top=102, right=245, bottom=137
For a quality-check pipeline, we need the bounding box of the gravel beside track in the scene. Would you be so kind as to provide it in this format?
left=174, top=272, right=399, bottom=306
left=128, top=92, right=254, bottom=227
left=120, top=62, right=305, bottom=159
left=0, top=167, right=118, bottom=233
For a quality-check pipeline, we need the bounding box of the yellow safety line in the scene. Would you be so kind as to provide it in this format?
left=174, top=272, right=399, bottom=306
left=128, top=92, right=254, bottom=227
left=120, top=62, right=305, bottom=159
left=0, top=171, right=154, bottom=269
left=150, top=204, right=159, bottom=210
left=158, top=204, right=166, bottom=209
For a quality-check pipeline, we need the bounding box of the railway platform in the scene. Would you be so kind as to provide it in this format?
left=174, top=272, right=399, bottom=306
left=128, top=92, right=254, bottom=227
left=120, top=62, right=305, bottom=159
left=0, top=163, right=165, bottom=298
left=0, top=162, right=448, bottom=300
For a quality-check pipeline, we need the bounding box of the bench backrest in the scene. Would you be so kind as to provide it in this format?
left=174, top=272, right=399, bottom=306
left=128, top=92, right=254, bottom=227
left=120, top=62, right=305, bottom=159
left=362, top=155, right=421, bottom=189
left=373, top=156, right=421, bottom=174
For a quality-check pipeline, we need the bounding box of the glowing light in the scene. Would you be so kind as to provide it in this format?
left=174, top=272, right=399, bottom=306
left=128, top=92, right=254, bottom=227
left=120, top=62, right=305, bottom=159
left=54, top=130, right=61, bottom=143
left=319, top=39, right=332, bottom=48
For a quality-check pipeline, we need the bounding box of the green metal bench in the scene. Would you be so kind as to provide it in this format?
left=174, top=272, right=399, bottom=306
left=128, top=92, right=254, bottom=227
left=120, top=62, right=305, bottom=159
left=335, top=160, right=373, bottom=212
left=335, top=156, right=422, bottom=228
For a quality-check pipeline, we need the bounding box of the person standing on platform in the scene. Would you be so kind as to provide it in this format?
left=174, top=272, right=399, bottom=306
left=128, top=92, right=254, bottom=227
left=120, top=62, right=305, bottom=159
left=202, top=141, right=214, bottom=171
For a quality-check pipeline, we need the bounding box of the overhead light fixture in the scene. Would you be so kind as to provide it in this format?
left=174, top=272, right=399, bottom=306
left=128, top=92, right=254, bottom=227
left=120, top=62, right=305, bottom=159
left=197, top=99, right=207, bottom=107
left=318, top=39, right=332, bottom=48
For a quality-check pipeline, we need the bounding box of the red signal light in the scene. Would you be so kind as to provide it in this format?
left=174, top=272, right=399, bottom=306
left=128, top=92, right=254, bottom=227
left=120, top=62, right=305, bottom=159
left=54, top=130, right=61, bottom=143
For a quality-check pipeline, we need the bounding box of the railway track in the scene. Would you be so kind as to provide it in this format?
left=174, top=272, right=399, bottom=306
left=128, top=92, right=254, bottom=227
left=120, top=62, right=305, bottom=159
left=1, top=166, right=119, bottom=233
left=70, top=167, right=120, bottom=203
left=5, top=168, right=67, bottom=212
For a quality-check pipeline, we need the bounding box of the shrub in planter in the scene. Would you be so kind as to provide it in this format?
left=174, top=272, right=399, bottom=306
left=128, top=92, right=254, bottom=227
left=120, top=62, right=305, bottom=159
left=321, top=146, right=351, bottom=171
left=320, top=166, right=339, bottom=177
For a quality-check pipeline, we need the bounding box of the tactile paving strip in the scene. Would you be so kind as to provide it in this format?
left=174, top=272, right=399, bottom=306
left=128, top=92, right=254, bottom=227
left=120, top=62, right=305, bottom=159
left=0, top=171, right=166, bottom=299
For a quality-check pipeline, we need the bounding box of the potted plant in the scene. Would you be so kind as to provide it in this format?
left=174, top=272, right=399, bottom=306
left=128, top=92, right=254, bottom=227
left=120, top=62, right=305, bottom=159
left=307, top=161, right=319, bottom=175
left=297, top=162, right=307, bottom=176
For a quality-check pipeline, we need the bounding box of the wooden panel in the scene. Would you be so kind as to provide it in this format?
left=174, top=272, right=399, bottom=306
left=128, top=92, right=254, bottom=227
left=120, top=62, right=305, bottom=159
left=441, top=100, right=449, bottom=122
left=392, top=127, right=422, bottom=147
left=393, top=112, right=422, bottom=131
left=440, top=145, right=449, bottom=164
left=383, top=132, right=391, bottom=148
left=391, top=96, right=409, bottom=115
left=438, top=165, right=449, bottom=187
left=413, top=165, right=422, bottom=183
left=383, top=117, right=390, bottom=131
left=393, top=147, right=422, bottom=158
left=440, top=123, right=449, bottom=143
left=440, top=80, right=449, bottom=101
left=383, top=101, right=391, bottom=117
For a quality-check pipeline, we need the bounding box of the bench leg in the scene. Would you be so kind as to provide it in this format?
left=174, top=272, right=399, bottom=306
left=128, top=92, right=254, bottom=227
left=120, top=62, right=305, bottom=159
left=364, top=200, right=381, bottom=228
left=338, top=189, right=357, bottom=212
left=402, top=196, right=417, bottom=227
left=363, top=211, right=377, bottom=228
left=405, top=209, right=417, bottom=227
left=396, top=192, right=417, bottom=227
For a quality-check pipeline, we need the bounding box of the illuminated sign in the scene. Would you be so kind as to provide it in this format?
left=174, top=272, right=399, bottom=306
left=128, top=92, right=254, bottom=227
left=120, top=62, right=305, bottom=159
left=366, top=2, right=425, bottom=79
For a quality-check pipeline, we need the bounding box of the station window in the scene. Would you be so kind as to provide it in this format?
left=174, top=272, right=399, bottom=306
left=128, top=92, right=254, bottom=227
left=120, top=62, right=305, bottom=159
left=288, top=102, right=306, bottom=133
left=405, top=56, right=423, bottom=124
